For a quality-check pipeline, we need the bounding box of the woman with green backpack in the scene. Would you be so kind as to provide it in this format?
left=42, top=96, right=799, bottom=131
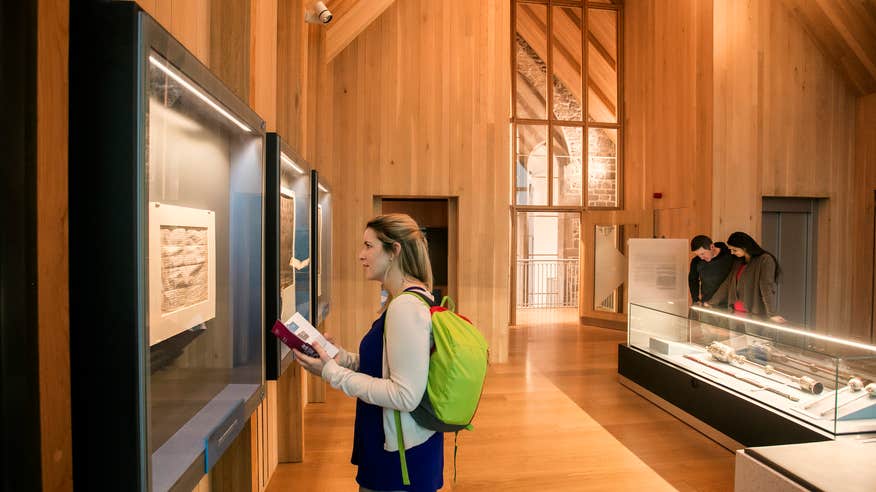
left=293, top=213, right=444, bottom=492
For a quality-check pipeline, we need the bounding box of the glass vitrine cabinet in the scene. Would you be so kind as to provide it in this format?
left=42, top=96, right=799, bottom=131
left=627, top=302, right=876, bottom=438
left=70, top=3, right=265, bottom=490
left=265, top=134, right=312, bottom=379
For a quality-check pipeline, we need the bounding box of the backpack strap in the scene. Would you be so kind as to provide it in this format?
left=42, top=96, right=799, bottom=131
left=394, top=410, right=411, bottom=485
left=386, top=286, right=430, bottom=487
left=401, top=286, right=437, bottom=307
left=454, top=431, right=459, bottom=483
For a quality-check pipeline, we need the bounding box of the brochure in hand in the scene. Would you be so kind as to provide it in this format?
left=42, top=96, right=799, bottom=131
left=271, top=312, right=339, bottom=359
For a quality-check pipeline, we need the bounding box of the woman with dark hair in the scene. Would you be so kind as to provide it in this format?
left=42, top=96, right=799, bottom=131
left=706, top=231, right=787, bottom=323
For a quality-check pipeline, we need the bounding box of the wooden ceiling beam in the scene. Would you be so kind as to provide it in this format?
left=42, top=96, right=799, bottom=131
left=782, top=0, right=876, bottom=95
left=324, top=0, right=395, bottom=63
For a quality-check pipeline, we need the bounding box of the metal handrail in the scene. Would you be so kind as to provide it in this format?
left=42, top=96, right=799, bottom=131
left=516, top=258, right=579, bottom=308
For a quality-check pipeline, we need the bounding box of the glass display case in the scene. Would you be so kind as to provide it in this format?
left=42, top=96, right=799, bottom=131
left=265, top=134, right=312, bottom=379
left=311, top=171, right=332, bottom=327
left=627, top=302, right=876, bottom=437
left=70, top=3, right=265, bottom=490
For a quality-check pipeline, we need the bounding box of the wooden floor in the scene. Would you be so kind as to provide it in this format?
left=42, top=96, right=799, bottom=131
left=266, top=313, right=734, bottom=491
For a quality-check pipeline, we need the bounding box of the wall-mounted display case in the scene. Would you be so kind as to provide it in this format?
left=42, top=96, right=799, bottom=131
left=311, top=171, right=332, bottom=327
left=70, top=3, right=265, bottom=490
left=621, top=302, right=876, bottom=446
left=265, top=134, right=312, bottom=380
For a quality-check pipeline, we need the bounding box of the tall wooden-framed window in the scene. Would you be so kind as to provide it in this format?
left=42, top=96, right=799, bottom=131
left=511, top=0, right=623, bottom=324
left=512, top=0, right=623, bottom=210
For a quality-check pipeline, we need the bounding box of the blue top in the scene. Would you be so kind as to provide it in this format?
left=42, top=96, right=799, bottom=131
left=351, top=290, right=444, bottom=491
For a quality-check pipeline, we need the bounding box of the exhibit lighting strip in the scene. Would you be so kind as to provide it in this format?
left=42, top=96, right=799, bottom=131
left=690, top=306, right=876, bottom=353
left=148, top=55, right=252, bottom=133
left=318, top=183, right=328, bottom=193
left=280, top=154, right=305, bottom=174
left=280, top=186, right=295, bottom=198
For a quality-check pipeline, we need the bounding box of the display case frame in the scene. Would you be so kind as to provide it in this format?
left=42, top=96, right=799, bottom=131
left=265, top=133, right=312, bottom=380
left=311, top=171, right=332, bottom=328
left=70, top=3, right=266, bottom=490
left=620, top=302, right=876, bottom=447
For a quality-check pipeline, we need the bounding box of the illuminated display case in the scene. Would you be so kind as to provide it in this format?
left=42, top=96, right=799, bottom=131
left=621, top=302, right=876, bottom=445
left=265, top=134, right=312, bottom=379
left=70, top=3, right=265, bottom=490
left=311, top=171, right=332, bottom=327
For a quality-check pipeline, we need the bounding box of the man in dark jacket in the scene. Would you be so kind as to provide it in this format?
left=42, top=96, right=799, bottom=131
left=688, top=235, right=735, bottom=305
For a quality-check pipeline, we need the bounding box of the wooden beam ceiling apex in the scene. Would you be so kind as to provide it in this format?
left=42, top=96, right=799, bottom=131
left=782, top=0, right=876, bottom=95
left=324, top=0, right=396, bottom=63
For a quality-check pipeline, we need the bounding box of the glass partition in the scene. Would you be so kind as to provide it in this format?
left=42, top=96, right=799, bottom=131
left=552, top=5, right=583, bottom=122
left=593, top=224, right=636, bottom=312
left=515, top=2, right=548, bottom=119
left=587, top=8, right=618, bottom=123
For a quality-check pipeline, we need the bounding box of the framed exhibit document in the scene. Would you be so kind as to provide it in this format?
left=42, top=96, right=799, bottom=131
left=148, top=202, right=217, bottom=346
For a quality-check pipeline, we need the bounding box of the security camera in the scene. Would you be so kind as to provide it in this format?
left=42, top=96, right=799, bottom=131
left=305, top=1, right=333, bottom=24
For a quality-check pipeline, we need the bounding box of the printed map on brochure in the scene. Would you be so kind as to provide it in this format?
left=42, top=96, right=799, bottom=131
left=285, top=312, right=339, bottom=358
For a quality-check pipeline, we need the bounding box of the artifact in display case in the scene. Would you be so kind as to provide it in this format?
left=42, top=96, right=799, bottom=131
left=311, top=171, right=332, bottom=327
left=265, top=133, right=312, bottom=379
left=626, top=302, right=876, bottom=439
left=70, top=3, right=265, bottom=490
left=148, top=203, right=217, bottom=346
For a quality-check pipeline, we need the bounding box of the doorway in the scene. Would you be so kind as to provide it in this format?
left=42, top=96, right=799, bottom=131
left=514, top=211, right=581, bottom=325
left=761, top=197, right=819, bottom=326
left=379, top=198, right=456, bottom=302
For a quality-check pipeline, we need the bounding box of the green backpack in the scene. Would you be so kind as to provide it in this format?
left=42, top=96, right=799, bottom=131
left=391, top=291, right=489, bottom=485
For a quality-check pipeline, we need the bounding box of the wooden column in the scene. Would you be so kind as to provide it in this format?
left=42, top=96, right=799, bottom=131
left=38, top=0, right=73, bottom=489
left=277, top=365, right=305, bottom=462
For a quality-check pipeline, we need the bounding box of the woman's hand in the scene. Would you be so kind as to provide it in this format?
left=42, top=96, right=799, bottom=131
left=769, top=315, right=787, bottom=324
left=292, top=342, right=332, bottom=376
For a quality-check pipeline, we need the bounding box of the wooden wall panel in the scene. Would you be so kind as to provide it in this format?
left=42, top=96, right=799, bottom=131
left=140, top=1, right=211, bottom=66
left=781, top=0, right=876, bottom=96
left=854, top=94, right=876, bottom=343
left=760, top=2, right=855, bottom=198
left=610, top=0, right=711, bottom=321
left=712, top=0, right=763, bottom=239
left=712, top=0, right=857, bottom=237
left=623, top=0, right=712, bottom=242
left=139, top=0, right=173, bottom=26
left=318, top=0, right=512, bottom=362
left=211, top=0, right=251, bottom=100
left=38, top=0, right=73, bottom=489
left=250, top=0, right=278, bottom=130
left=172, top=0, right=211, bottom=64
left=277, top=0, right=308, bottom=152
left=712, top=0, right=860, bottom=339
left=324, top=0, right=396, bottom=62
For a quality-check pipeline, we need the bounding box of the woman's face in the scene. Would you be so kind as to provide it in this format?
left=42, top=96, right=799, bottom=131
left=359, top=228, right=392, bottom=282
left=728, top=245, right=747, bottom=258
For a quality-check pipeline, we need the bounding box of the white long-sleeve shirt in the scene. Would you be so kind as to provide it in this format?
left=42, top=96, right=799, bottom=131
left=321, top=292, right=435, bottom=451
